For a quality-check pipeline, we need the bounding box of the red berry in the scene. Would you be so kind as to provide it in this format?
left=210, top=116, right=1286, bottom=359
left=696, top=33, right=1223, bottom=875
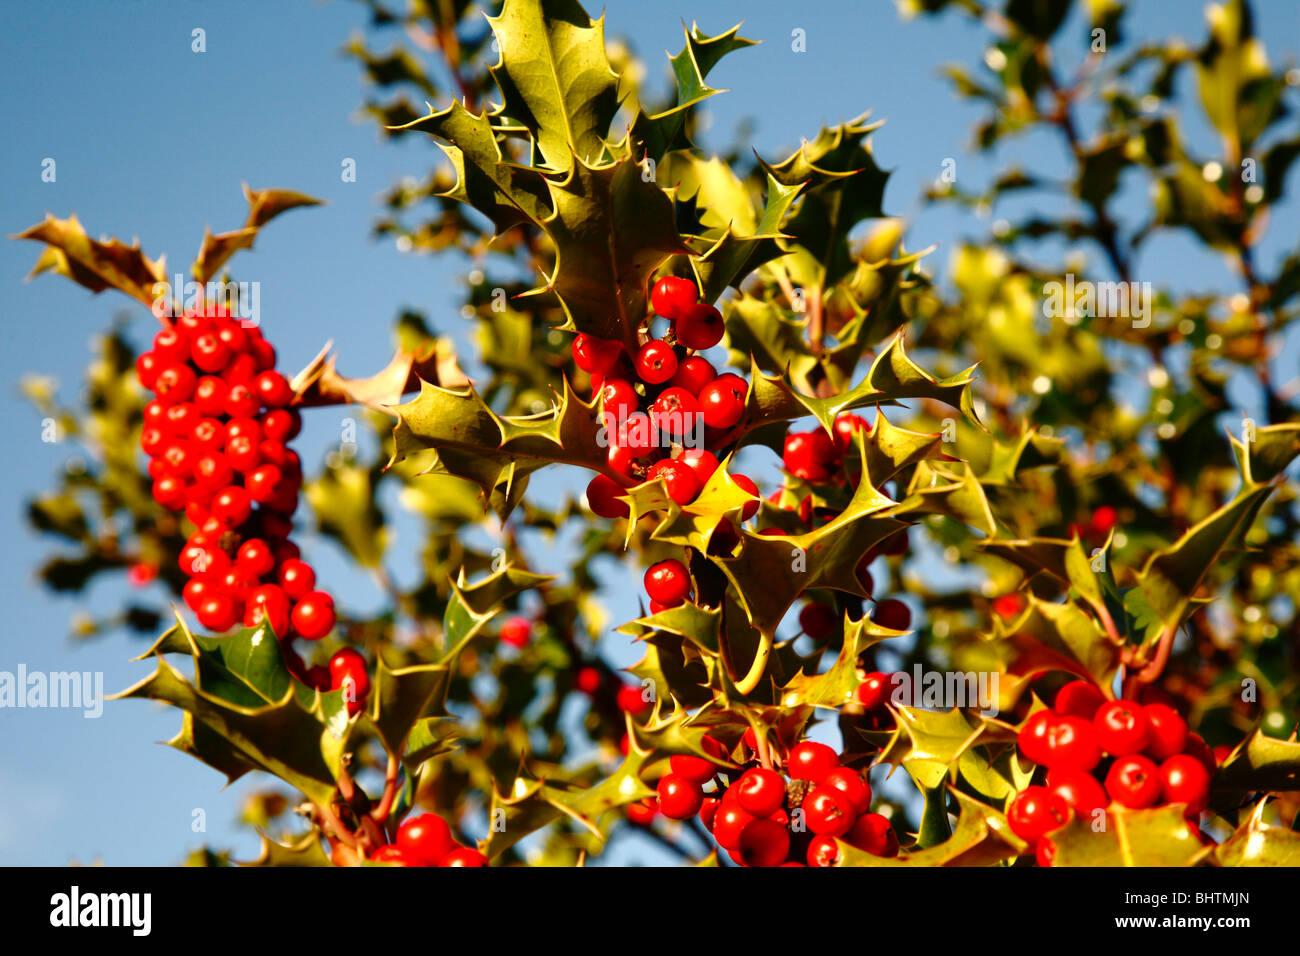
left=787, top=741, right=839, bottom=783
left=572, top=334, right=622, bottom=375
left=625, top=799, right=658, bottom=826
left=1018, top=709, right=1058, bottom=766
left=803, top=785, right=855, bottom=837
left=735, top=768, right=786, bottom=817
left=731, top=474, right=760, bottom=521
left=246, top=465, right=283, bottom=504
left=736, top=818, right=790, bottom=867
left=255, top=370, right=293, bottom=408
left=799, top=602, right=838, bottom=640
left=822, top=767, right=872, bottom=814
left=245, top=584, right=291, bottom=638
left=668, top=356, right=715, bottom=394
left=992, top=593, right=1025, bottom=620
left=782, top=431, right=831, bottom=481
left=806, top=834, right=840, bottom=867
left=1105, top=754, right=1162, bottom=808
left=1055, top=681, right=1106, bottom=720
left=197, top=594, right=238, bottom=632
left=224, top=352, right=260, bottom=387
left=235, top=538, right=275, bottom=577
left=649, top=387, right=700, bottom=436
left=675, top=303, right=724, bottom=350
left=370, top=845, right=415, bottom=865
left=646, top=459, right=700, bottom=506
left=844, top=812, right=898, bottom=856
left=599, top=378, right=638, bottom=422
left=215, top=321, right=248, bottom=356
left=500, top=616, right=531, bottom=648
left=585, top=474, right=629, bottom=518
left=856, top=672, right=892, bottom=711
left=650, top=275, right=698, bottom=320
left=713, top=373, right=747, bottom=400
left=1007, top=786, right=1071, bottom=842
left=676, top=448, right=719, bottom=489
left=396, top=813, right=454, bottom=865
left=1090, top=505, right=1118, bottom=536
left=1143, top=704, right=1189, bottom=761
left=832, top=411, right=869, bottom=451
left=439, top=847, right=487, bottom=867
left=635, top=340, right=678, bottom=385
left=669, top=753, right=718, bottom=785
left=163, top=402, right=200, bottom=436
left=711, top=804, right=755, bottom=851
left=575, top=667, right=602, bottom=696
left=656, top=774, right=703, bottom=819
left=136, top=351, right=161, bottom=390
left=211, top=486, right=252, bottom=527
left=329, top=647, right=370, bottom=716
left=872, top=598, right=911, bottom=631
left=1047, top=768, right=1109, bottom=814
left=154, top=363, right=197, bottom=404
left=1159, top=754, right=1210, bottom=814
left=698, top=380, right=745, bottom=429
left=183, top=567, right=215, bottom=606
left=292, top=591, right=336, bottom=640
left=1042, top=715, right=1103, bottom=772
left=1094, top=700, right=1152, bottom=756
left=225, top=382, right=260, bottom=418
left=644, top=559, right=690, bottom=606
left=261, top=408, right=301, bottom=443
left=277, top=559, right=316, bottom=599
left=616, top=682, right=652, bottom=717
left=191, top=333, right=232, bottom=373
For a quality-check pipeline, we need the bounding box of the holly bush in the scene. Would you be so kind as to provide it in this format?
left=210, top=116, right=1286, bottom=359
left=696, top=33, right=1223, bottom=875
left=15, top=0, right=1300, bottom=867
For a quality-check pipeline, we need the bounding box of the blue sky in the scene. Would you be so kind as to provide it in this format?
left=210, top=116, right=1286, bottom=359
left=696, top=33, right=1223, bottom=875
left=0, top=0, right=1296, bottom=866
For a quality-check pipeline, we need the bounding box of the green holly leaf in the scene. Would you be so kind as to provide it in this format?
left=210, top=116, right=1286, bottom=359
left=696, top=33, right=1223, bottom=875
left=367, top=656, right=452, bottom=762
left=835, top=790, right=1023, bottom=867
left=727, top=334, right=980, bottom=447
left=395, top=100, right=553, bottom=234
left=1231, top=422, right=1300, bottom=486
left=14, top=213, right=168, bottom=308
left=1216, top=729, right=1300, bottom=792
left=193, top=186, right=323, bottom=283
left=239, top=831, right=333, bottom=868
left=1135, top=481, right=1275, bottom=634
left=712, top=467, right=905, bottom=636
left=1048, top=805, right=1208, bottom=866
left=876, top=705, right=1017, bottom=791
left=631, top=23, right=757, bottom=162
left=759, top=114, right=891, bottom=290
left=114, top=617, right=352, bottom=805
left=390, top=378, right=608, bottom=520
left=1213, top=798, right=1300, bottom=865
left=485, top=748, right=656, bottom=858
left=540, top=157, right=692, bottom=346
left=486, top=0, right=621, bottom=170
left=778, top=614, right=896, bottom=710
left=691, top=175, right=803, bottom=306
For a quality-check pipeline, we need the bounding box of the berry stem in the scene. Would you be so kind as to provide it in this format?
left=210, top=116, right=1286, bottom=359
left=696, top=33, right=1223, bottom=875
left=370, top=753, right=402, bottom=825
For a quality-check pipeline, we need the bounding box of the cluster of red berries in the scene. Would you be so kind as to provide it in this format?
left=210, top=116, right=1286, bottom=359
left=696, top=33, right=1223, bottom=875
left=369, top=812, right=487, bottom=867
left=647, top=734, right=898, bottom=866
left=1008, top=681, right=1217, bottom=865
left=134, top=306, right=368, bottom=713
left=579, top=276, right=759, bottom=518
